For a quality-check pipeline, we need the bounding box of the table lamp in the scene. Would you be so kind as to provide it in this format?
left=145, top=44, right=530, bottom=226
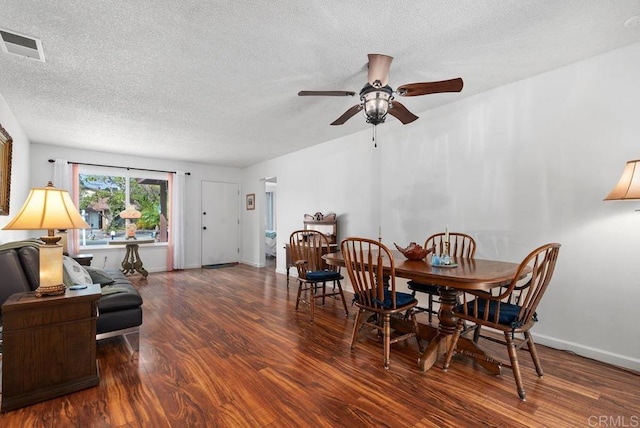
left=604, top=159, right=640, bottom=201
left=2, top=181, right=90, bottom=296
left=119, top=205, right=141, bottom=239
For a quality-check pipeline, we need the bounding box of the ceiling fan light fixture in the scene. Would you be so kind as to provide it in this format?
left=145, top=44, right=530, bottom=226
left=361, top=85, right=393, bottom=125
left=298, top=53, right=462, bottom=126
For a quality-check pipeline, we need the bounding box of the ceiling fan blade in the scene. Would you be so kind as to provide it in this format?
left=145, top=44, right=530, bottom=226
left=298, top=90, right=356, bottom=97
left=330, top=105, right=363, bottom=126
left=388, top=101, right=419, bottom=124
left=367, top=54, right=393, bottom=87
left=396, top=78, right=464, bottom=97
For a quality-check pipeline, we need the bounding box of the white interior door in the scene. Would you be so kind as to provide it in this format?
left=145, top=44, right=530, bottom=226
left=201, top=181, right=239, bottom=265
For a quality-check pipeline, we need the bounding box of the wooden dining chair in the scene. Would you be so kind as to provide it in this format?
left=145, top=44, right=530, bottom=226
left=289, top=230, right=349, bottom=322
left=407, top=232, right=476, bottom=323
left=341, top=237, right=424, bottom=369
left=442, top=243, right=561, bottom=401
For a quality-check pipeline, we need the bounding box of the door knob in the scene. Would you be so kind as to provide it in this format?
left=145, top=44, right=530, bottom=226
left=203, top=226, right=207, bottom=230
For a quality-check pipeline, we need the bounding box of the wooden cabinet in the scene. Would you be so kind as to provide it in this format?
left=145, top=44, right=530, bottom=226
left=1, top=284, right=101, bottom=412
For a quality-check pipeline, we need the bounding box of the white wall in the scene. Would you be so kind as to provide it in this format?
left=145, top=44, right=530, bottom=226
left=241, top=41, right=640, bottom=371
left=0, top=93, right=32, bottom=242
left=29, top=144, right=242, bottom=271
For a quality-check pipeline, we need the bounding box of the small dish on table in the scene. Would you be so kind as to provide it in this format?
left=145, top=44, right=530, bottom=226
left=432, top=262, right=458, bottom=268
left=394, top=242, right=432, bottom=261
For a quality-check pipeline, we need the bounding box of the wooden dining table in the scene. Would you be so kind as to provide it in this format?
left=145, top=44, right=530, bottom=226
left=323, top=250, right=525, bottom=373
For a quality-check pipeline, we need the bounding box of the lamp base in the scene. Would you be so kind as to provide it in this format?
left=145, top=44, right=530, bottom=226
left=35, top=283, right=66, bottom=297
left=36, top=233, right=65, bottom=297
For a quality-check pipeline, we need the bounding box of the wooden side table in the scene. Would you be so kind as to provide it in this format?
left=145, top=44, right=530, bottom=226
left=1, top=284, right=101, bottom=412
left=71, top=253, right=93, bottom=266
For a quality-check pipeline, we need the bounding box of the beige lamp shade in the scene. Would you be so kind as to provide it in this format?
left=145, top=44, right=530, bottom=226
left=3, top=181, right=90, bottom=230
left=604, top=160, right=640, bottom=200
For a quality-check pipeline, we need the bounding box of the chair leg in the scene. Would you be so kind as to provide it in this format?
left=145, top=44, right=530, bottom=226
left=404, top=292, right=414, bottom=321
left=309, top=281, right=316, bottom=323
left=409, top=309, right=424, bottom=353
left=322, top=281, right=327, bottom=306
left=473, top=325, right=482, bottom=343
left=337, top=281, right=349, bottom=318
left=383, top=313, right=391, bottom=369
left=504, top=332, right=526, bottom=401
left=443, top=319, right=464, bottom=371
left=525, top=331, right=544, bottom=377
left=428, top=293, right=434, bottom=324
left=295, top=280, right=303, bottom=311
left=350, top=308, right=365, bottom=350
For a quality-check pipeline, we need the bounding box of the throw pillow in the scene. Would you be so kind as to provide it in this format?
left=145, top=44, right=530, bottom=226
left=62, top=256, right=93, bottom=285
left=85, top=266, right=115, bottom=286
left=62, top=267, right=74, bottom=288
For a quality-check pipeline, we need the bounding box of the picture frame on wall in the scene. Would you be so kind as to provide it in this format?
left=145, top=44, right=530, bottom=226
left=246, top=193, right=255, bottom=210
left=0, top=123, right=13, bottom=216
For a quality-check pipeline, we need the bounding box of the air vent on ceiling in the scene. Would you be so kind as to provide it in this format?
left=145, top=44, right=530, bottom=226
left=0, top=28, right=45, bottom=62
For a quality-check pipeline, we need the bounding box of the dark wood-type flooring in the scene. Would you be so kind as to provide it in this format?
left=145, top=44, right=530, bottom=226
left=1, top=262, right=638, bottom=427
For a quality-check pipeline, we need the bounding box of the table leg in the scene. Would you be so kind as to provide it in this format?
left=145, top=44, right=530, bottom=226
left=417, top=286, right=501, bottom=374
left=121, top=245, right=134, bottom=274
left=131, top=244, right=149, bottom=278
left=418, top=286, right=458, bottom=371
left=120, top=243, right=149, bottom=278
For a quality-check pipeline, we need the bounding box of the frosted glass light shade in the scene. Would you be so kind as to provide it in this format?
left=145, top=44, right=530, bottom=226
left=363, top=90, right=391, bottom=124
left=604, top=160, right=640, bottom=200
left=39, top=244, right=64, bottom=287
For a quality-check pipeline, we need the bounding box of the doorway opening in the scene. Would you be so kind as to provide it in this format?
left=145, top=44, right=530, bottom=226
left=264, top=177, right=277, bottom=270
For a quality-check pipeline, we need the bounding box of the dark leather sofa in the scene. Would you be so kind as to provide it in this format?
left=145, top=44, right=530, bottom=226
left=0, top=240, right=143, bottom=349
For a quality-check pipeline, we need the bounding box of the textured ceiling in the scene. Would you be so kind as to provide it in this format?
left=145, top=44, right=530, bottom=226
left=1, top=1, right=640, bottom=168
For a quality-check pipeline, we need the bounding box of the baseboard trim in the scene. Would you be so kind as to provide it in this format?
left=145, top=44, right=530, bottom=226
left=534, top=333, right=640, bottom=372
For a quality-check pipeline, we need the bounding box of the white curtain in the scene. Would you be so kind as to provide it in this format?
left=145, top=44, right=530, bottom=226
left=53, top=159, right=80, bottom=255
left=53, top=159, right=72, bottom=191
left=169, top=171, right=186, bottom=270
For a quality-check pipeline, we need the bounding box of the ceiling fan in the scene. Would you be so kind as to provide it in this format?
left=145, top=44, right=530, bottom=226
left=298, top=54, right=463, bottom=126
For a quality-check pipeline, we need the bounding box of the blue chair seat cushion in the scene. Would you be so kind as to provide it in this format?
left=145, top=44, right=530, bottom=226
left=306, top=269, right=342, bottom=281
left=456, top=299, right=535, bottom=329
left=407, top=280, right=439, bottom=294
left=354, top=290, right=417, bottom=309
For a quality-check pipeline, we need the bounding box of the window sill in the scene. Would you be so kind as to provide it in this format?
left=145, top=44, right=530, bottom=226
left=79, top=241, right=168, bottom=251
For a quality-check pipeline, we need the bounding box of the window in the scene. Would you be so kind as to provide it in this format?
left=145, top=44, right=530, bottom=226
left=78, top=170, right=168, bottom=246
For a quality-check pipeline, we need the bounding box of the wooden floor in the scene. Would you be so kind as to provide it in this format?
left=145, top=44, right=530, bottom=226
left=1, top=262, right=638, bottom=427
